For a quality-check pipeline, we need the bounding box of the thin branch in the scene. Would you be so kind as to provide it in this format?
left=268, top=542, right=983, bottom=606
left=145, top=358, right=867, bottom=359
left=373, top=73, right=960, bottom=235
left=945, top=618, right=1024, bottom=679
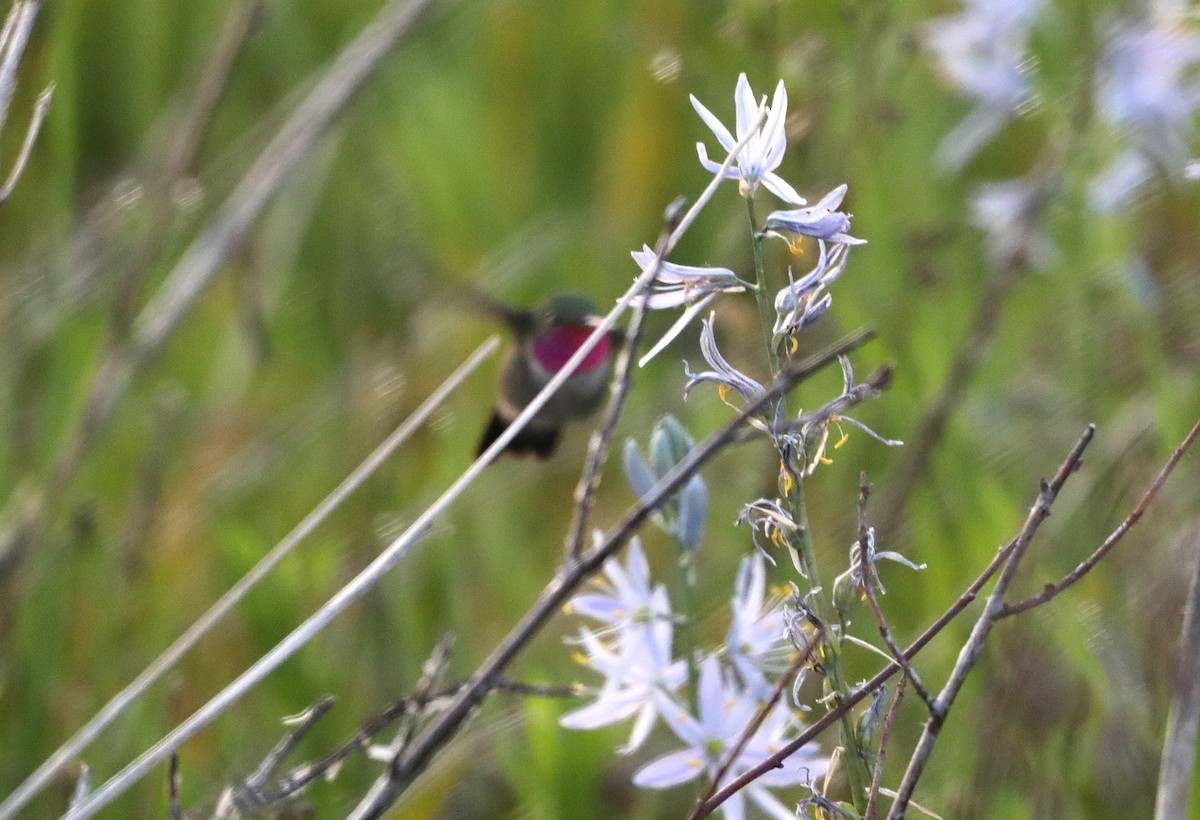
left=1153, top=525, right=1200, bottom=820
left=0, top=1, right=51, bottom=206
left=349, top=334, right=875, bottom=818
left=67, top=764, right=89, bottom=815
left=265, top=676, right=574, bottom=806
left=167, top=755, right=181, bottom=820
left=696, top=424, right=1097, bottom=819
left=0, top=0, right=37, bottom=138
left=0, top=81, right=51, bottom=204
left=858, top=472, right=934, bottom=709
left=225, top=697, right=335, bottom=814
left=886, top=425, right=1096, bottom=819
left=1, top=336, right=495, bottom=820
left=865, top=677, right=906, bottom=820
left=1002, top=417, right=1200, bottom=617
left=565, top=198, right=685, bottom=559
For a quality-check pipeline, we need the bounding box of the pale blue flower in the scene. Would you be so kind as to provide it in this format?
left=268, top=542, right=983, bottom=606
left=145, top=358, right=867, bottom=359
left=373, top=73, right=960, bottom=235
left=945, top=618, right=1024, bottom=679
left=1091, top=15, right=1200, bottom=210
left=971, top=178, right=1055, bottom=269
left=771, top=242, right=852, bottom=348
left=567, top=537, right=666, bottom=638
left=924, top=0, right=1043, bottom=170
left=726, top=554, right=791, bottom=700
left=560, top=610, right=687, bottom=753
left=634, top=657, right=825, bottom=820
left=684, top=315, right=765, bottom=403
left=691, top=73, right=806, bottom=203
left=763, top=184, right=866, bottom=247
left=630, top=245, right=748, bottom=310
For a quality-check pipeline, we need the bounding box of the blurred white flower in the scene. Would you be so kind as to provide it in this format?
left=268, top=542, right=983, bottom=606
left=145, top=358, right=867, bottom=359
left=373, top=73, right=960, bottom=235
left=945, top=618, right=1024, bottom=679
left=726, top=554, right=791, bottom=700
left=1092, top=14, right=1200, bottom=210
left=924, top=0, right=1043, bottom=170
left=971, top=178, right=1056, bottom=269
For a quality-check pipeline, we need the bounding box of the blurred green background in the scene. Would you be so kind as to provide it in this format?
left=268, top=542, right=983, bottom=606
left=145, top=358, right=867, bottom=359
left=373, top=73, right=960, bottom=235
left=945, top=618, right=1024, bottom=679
left=1, top=0, right=1198, bottom=816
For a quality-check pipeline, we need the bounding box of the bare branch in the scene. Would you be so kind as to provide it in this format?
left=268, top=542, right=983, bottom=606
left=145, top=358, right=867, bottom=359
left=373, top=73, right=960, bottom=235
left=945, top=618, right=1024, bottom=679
left=865, top=677, right=905, bottom=820
left=564, top=198, right=686, bottom=559
left=167, top=755, right=181, bottom=820
left=886, top=425, right=1096, bottom=819
left=223, top=697, right=336, bottom=815
left=1002, top=417, right=1200, bottom=617
left=0, top=82, right=51, bottom=204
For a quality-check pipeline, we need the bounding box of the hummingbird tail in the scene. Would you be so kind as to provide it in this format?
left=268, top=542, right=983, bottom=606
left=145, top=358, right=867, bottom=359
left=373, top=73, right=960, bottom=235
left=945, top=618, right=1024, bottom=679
left=476, top=411, right=559, bottom=459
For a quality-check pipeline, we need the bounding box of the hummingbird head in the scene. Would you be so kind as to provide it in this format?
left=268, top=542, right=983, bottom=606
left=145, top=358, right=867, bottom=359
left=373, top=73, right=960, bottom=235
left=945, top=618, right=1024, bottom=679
left=530, top=291, right=610, bottom=374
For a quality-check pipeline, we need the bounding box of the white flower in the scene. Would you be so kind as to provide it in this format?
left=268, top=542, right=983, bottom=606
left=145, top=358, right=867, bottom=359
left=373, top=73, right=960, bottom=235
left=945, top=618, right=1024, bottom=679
left=566, top=537, right=662, bottom=641
left=726, top=554, right=791, bottom=700
left=561, top=587, right=686, bottom=753
left=691, top=73, right=806, bottom=203
left=634, top=657, right=826, bottom=820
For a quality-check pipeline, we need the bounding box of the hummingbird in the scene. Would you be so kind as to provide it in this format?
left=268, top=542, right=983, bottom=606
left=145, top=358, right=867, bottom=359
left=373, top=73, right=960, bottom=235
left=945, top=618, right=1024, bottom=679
left=476, top=292, right=617, bottom=459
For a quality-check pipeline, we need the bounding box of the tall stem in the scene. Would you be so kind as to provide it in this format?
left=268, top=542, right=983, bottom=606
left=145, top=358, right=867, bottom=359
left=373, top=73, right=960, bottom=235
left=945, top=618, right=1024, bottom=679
left=745, top=193, right=870, bottom=812
left=747, top=197, right=782, bottom=379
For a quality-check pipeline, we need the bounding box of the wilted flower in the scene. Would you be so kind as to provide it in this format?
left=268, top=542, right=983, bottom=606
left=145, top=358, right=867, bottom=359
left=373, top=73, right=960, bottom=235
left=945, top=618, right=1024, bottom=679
left=771, top=242, right=852, bottom=349
left=691, top=73, right=806, bottom=203
left=796, top=357, right=902, bottom=476
left=631, top=246, right=751, bottom=366
left=924, top=0, right=1043, bottom=170
left=764, top=184, right=866, bottom=249
left=1091, top=15, right=1200, bottom=210
left=630, top=245, right=748, bottom=310
left=684, top=315, right=765, bottom=404
left=736, top=497, right=798, bottom=569
left=832, top=527, right=926, bottom=617
left=634, top=657, right=825, bottom=819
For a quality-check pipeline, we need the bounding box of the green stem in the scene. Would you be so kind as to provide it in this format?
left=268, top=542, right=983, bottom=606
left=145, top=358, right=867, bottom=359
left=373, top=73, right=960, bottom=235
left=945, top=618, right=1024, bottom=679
left=747, top=197, right=781, bottom=379
left=745, top=193, right=870, bottom=812
left=676, top=549, right=702, bottom=716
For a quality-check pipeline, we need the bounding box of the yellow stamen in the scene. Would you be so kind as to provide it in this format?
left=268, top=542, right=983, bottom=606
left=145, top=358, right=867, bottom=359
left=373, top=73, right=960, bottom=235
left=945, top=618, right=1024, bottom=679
left=819, top=454, right=833, bottom=465
left=571, top=652, right=590, bottom=666
left=718, top=384, right=730, bottom=403
left=834, top=431, right=850, bottom=449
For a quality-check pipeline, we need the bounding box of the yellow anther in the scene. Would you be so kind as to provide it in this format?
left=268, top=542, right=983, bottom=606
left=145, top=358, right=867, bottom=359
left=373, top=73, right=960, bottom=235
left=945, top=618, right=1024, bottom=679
left=718, top=384, right=730, bottom=403
left=819, top=454, right=833, bottom=465
left=571, top=652, right=590, bottom=666
left=834, top=431, right=850, bottom=449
